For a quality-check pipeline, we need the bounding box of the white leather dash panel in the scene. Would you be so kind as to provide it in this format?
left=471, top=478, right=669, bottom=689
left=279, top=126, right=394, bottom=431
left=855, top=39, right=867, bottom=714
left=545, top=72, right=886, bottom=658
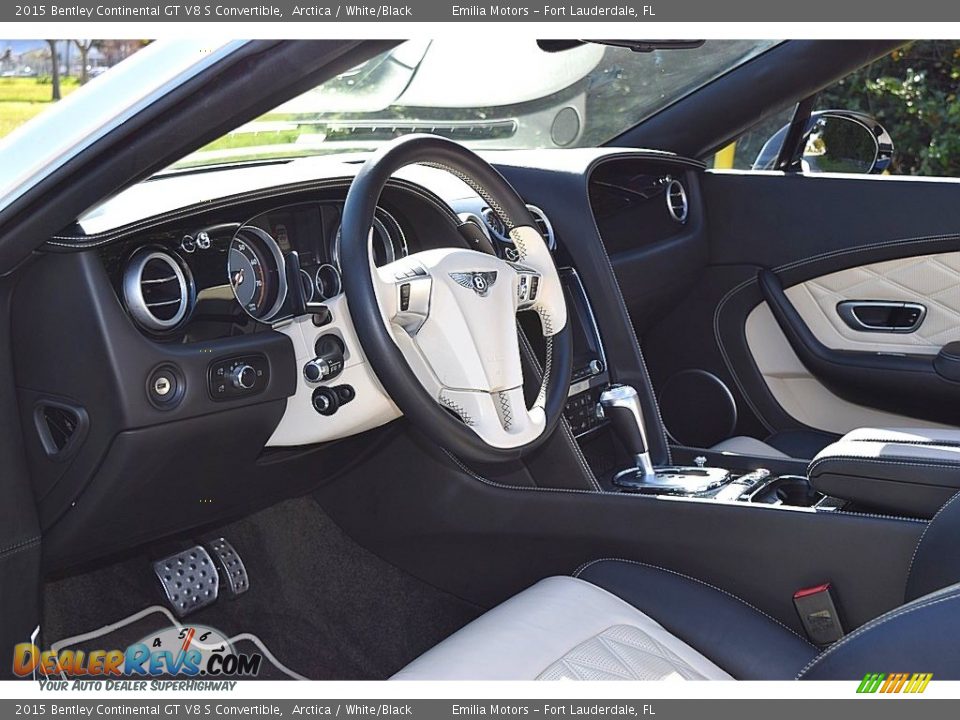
left=536, top=624, right=711, bottom=681
left=785, top=251, right=960, bottom=354
left=391, top=576, right=731, bottom=681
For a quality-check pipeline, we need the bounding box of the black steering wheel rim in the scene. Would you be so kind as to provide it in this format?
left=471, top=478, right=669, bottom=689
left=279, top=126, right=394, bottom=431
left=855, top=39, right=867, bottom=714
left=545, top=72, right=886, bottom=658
left=340, top=134, right=572, bottom=463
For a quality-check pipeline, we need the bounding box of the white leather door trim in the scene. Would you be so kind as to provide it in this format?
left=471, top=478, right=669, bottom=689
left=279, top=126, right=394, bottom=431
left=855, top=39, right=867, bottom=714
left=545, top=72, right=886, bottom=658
left=745, top=302, right=952, bottom=435
left=784, top=251, right=960, bottom=354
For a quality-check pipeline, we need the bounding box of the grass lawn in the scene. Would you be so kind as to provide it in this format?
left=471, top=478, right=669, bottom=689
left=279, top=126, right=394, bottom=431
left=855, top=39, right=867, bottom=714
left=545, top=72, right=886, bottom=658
left=0, top=77, right=81, bottom=138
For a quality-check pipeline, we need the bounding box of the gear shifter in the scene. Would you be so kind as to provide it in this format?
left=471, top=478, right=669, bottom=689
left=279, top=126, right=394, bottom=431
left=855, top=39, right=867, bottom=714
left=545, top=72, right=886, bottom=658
left=600, top=384, right=731, bottom=494
left=599, top=384, right=658, bottom=484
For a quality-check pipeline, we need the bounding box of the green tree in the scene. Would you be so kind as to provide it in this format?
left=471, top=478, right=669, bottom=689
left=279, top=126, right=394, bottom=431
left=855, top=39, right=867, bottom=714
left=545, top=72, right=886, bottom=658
left=45, top=40, right=61, bottom=101
left=818, top=41, right=960, bottom=176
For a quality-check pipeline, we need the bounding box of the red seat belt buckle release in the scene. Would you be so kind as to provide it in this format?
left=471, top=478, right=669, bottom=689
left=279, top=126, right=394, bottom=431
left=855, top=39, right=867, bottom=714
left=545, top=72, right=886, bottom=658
left=793, top=582, right=844, bottom=645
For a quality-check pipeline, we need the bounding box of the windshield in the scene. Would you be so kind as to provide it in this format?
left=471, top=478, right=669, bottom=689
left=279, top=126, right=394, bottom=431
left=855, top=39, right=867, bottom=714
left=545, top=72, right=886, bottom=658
left=174, top=39, right=778, bottom=169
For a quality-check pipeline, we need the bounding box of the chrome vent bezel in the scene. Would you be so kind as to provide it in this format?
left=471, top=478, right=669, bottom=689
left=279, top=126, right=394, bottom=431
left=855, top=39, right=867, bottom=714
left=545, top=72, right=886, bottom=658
left=665, top=178, right=689, bottom=224
left=525, top=204, right=557, bottom=251
left=122, top=249, right=190, bottom=332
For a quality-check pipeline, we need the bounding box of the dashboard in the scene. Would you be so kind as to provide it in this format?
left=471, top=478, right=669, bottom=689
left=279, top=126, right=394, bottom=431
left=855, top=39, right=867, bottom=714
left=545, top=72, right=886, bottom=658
left=102, top=199, right=411, bottom=342
left=13, top=149, right=705, bottom=570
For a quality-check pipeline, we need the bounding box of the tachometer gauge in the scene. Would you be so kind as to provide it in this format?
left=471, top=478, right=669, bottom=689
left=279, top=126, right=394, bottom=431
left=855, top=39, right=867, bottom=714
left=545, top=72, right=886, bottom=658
left=228, top=226, right=288, bottom=322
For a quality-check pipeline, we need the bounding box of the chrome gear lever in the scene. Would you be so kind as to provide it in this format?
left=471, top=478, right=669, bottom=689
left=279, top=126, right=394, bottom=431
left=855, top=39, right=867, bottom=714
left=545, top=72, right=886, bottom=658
left=599, top=384, right=659, bottom=485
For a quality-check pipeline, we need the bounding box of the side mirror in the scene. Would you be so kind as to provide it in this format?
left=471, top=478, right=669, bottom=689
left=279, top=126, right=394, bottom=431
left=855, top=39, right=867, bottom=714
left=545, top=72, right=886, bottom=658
left=753, top=110, right=894, bottom=175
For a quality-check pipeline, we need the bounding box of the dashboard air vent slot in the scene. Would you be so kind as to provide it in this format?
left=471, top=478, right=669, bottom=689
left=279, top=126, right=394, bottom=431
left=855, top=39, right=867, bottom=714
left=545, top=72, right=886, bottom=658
left=122, top=249, right=191, bottom=332
left=665, top=178, right=689, bottom=224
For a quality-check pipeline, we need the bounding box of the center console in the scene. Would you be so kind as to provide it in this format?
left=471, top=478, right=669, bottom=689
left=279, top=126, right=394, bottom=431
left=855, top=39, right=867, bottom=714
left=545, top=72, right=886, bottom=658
left=597, top=381, right=848, bottom=513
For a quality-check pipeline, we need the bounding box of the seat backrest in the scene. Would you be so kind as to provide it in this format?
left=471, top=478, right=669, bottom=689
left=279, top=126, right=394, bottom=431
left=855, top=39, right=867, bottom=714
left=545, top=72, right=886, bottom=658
left=799, top=491, right=960, bottom=680
left=905, top=491, right=960, bottom=602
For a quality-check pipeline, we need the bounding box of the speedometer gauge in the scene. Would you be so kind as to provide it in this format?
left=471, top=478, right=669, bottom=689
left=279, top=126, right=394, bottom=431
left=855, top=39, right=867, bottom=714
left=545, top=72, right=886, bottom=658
left=228, top=226, right=288, bottom=322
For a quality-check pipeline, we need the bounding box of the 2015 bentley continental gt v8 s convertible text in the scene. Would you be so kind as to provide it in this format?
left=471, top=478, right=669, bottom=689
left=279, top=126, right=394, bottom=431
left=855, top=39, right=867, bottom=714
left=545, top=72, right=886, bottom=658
left=2, top=38, right=960, bottom=682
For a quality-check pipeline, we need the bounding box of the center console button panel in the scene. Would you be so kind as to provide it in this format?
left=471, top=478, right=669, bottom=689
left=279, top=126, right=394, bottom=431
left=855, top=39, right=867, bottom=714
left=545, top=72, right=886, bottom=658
left=208, top=354, right=269, bottom=400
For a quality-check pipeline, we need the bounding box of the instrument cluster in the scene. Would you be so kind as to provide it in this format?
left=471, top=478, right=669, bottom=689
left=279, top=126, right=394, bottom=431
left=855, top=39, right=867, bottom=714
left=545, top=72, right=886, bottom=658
left=111, top=200, right=408, bottom=339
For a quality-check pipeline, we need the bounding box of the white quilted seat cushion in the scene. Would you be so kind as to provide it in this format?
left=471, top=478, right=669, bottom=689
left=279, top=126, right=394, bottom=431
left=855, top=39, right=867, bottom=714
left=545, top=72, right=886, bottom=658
left=391, top=576, right=731, bottom=681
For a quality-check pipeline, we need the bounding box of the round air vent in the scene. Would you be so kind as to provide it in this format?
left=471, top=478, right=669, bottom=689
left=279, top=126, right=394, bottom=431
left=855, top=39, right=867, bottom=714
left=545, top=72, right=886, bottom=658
left=665, top=178, right=689, bottom=224
left=526, top=204, right=556, bottom=251
left=481, top=207, right=507, bottom=238
left=122, top=249, right=191, bottom=332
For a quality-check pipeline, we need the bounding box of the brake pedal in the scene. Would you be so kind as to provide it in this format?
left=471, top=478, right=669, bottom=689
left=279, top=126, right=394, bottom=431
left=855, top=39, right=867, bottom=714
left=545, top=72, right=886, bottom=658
left=206, top=537, right=250, bottom=598
left=153, top=546, right=219, bottom=617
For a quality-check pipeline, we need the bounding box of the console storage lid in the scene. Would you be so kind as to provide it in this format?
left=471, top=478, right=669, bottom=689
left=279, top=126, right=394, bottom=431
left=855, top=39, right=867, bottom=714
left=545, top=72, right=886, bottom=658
left=808, top=428, right=960, bottom=518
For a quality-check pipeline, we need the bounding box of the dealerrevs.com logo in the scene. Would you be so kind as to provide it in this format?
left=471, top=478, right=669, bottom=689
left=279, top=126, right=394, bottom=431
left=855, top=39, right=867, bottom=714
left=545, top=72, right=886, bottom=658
left=857, top=673, right=933, bottom=694
left=12, top=625, right=262, bottom=680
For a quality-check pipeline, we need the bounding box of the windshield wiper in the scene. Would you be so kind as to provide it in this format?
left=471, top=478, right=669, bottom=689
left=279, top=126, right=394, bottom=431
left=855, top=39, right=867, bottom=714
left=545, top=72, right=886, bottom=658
left=537, top=40, right=705, bottom=53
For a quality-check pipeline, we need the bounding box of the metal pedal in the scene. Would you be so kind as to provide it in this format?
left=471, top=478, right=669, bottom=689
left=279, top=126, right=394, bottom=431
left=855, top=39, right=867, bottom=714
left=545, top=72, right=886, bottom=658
left=153, top=546, right=219, bottom=617
left=206, top=537, right=249, bottom=598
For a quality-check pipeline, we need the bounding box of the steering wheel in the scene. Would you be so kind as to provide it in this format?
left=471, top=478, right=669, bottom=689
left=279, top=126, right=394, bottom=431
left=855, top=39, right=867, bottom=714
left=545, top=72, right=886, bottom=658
left=340, top=135, right=572, bottom=463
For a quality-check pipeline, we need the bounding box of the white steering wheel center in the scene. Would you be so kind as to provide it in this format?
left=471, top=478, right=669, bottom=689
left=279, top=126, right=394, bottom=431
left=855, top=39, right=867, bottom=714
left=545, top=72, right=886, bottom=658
left=372, top=226, right=566, bottom=449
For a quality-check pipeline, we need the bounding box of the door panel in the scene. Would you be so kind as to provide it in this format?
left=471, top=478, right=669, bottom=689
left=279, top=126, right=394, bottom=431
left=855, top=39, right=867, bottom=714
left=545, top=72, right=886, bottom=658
left=746, top=302, right=953, bottom=434
left=785, top=252, right=960, bottom=355
left=636, top=171, right=960, bottom=453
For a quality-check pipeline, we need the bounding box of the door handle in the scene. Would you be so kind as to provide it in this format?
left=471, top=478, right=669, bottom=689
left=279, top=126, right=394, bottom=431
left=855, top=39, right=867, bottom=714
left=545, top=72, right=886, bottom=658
left=836, top=300, right=926, bottom=333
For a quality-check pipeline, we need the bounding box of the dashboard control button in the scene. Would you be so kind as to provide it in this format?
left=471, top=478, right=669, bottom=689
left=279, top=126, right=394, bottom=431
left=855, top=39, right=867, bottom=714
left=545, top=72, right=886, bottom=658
left=312, top=387, right=340, bottom=416
left=306, top=334, right=346, bottom=383
left=147, top=364, right=184, bottom=410
left=228, top=364, right=257, bottom=390
left=154, top=375, right=172, bottom=397
left=334, top=384, right=356, bottom=405
left=208, top=355, right=269, bottom=400
left=308, top=305, right=333, bottom=327
left=303, top=358, right=330, bottom=384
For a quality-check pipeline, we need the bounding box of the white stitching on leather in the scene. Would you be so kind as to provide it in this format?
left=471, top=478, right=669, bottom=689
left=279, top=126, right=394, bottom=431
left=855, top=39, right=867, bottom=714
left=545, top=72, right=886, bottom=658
left=438, top=393, right=474, bottom=426
left=516, top=330, right=601, bottom=492
left=714, top=233, right=960, bottom=432
left=713, top=277, right=778, bottom=433
left=830, top=510, right=926, bottom=524
left=903, top=490, right=960, bottom=598
left=421, top=162, right=516, bottom=232
left=497, top=391, right=514, bottom=431
left=809, top=455, right=960, bottom=477
left=440, top=449, right=927, bottom=525
left=442, top=448, right=605, bottom=496
left=584, top=209, right=673, bottom=464
left=572, top=557, right=817, bottom=648
left=795, top=588, right=960, bottom=679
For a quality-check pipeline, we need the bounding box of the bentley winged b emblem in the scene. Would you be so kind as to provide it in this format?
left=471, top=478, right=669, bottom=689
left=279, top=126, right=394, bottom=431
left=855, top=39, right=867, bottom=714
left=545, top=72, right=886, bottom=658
left=449, top=271, right=498, bottom=297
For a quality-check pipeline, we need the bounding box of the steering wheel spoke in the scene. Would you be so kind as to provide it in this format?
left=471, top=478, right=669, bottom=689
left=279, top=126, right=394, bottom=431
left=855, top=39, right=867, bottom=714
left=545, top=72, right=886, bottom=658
left=374, top=258, right=433, bottom=335
left=438, top=386, right=546, bottom=449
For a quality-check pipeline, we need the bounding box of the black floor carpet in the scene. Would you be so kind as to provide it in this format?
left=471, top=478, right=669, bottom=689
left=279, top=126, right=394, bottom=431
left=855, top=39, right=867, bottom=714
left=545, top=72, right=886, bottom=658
left=43, top=497, right=482, bottom=679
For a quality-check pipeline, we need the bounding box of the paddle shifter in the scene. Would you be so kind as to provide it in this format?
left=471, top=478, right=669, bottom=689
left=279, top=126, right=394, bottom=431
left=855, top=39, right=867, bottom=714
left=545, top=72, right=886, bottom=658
left=599, top=384, right=658, bottom=485
left=600, top=384, right=731, bottom=494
